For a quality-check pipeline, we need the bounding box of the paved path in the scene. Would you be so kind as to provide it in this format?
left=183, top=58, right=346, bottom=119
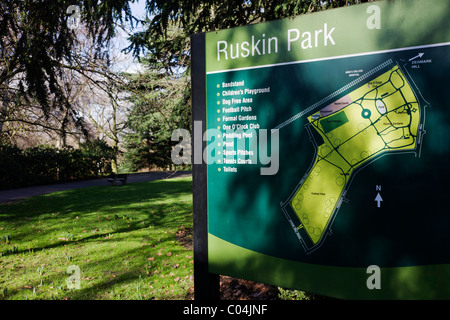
left=0, top=171, right=191, bottom=204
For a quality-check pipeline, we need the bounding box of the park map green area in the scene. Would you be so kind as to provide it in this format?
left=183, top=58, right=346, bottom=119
left=289, top=62, right=421, bottom=247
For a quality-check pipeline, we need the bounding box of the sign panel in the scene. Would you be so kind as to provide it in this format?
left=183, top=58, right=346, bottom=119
left=201, top=0, right=450, bottom=299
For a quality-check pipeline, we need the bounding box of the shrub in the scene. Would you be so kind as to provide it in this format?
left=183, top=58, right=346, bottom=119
left=0, top=142, right=114, bottom=190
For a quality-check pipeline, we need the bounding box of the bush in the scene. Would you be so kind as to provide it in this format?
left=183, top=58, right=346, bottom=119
left=0, top=142, right=114, bottom=190
left=0, top=144, right=26, bottom=189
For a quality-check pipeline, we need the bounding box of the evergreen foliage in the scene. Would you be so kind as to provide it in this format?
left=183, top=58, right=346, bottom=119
left=121, top=54, right=191, bottom=171
left=1, top=0, right=372, bottom=172
left=122, top=0, right=369, bottom=169
left=0, top=0, right=134, bottom=132
left=0, top=141, right=114, bottom=190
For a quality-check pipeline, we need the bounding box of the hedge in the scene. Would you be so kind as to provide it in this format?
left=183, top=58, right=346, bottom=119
left=0, top=141, right=114, bottom=190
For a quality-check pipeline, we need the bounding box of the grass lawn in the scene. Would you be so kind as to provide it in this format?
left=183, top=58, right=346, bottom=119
left=0, top=176, right=194, bottom=300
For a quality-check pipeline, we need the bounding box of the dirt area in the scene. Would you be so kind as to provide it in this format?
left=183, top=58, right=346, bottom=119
left=177, top=226, right=280, bottom=300
left=219, top=276, right=281, bottom=300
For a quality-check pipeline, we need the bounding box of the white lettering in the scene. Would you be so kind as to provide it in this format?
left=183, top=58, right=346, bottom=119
left=252, top=35, right=261, bottom=56
left=268, top=37, right=278, bottom=54
left=241, top=41, right=250, bottom=57
left=302, top=32, right=312, bottom=49
left=217, top=40, right=228, bottom=60
left=315, top=28, right=323, bottom=48
left=324, top=23, right=336, bottom=46
left=287, top=29, right=300, bottom=51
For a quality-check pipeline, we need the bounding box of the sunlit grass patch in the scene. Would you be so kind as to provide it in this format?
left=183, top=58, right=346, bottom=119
left=0, top=176, right=193, bottom=300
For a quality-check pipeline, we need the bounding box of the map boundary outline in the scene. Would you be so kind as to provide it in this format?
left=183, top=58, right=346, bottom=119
left=279, top=57, right=430, bottom=254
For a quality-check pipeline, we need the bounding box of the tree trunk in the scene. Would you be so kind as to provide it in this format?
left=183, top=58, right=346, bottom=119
left=111, top=158, right=118, bottom=174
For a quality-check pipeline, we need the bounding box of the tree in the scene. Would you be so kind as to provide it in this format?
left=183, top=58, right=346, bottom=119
left=1, top=1, right=140, bottom=174
left=1, top=0, right=373, bottom=171
left=121, top=52, right=191, bottom=171
left=0, top=49, right=93, bottom=147
left=126, top=0, right=372, bottom=61
left=0, top=0, right=135, bottom=136
left=121, top=0, right=371, bottom=169
left=82, top=73, right=130, bottom=173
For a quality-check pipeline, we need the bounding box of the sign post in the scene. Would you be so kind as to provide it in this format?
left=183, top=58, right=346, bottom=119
left=192, top=0, right=450, bottom=299
left=191, top=32, right=220, bottom=300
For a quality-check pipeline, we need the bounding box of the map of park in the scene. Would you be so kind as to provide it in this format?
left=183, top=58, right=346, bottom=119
left=286, top=63, right=423, bottom=250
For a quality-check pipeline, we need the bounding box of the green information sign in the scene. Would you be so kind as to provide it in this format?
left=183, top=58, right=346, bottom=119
left=195, top=0, right=450, bottom=299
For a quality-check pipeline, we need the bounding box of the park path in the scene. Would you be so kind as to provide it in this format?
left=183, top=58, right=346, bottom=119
left=0, top=171, right=191, bottom=204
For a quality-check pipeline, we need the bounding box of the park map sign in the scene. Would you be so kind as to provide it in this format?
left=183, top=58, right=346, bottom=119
left=192, top=0, right=450, bottom=299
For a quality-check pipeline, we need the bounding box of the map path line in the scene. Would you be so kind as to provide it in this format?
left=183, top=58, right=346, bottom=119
left=271, top=59, right=394, bottom=132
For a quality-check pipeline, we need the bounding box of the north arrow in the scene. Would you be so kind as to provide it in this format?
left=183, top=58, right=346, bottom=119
left=375, top=193, right=383, bottom=208
left=409, top=52, right=424, bottom=61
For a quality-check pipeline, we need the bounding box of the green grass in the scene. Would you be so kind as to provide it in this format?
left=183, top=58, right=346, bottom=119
left=0, top=176, right=194, bottom=300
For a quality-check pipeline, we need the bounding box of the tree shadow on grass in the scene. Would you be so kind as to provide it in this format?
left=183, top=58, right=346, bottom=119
left=0, top=178, right=193, bottom=248
left=0, top=178, right=195, bottom=299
